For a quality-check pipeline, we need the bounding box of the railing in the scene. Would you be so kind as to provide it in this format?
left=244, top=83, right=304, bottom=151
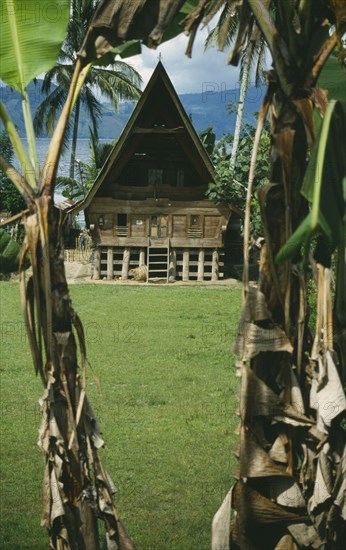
left=187, top=228, right=203, bottom=238
left=116, top=226, right=128, bottom=236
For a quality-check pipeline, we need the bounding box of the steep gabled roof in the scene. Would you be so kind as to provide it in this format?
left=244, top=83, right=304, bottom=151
left=74, top=61, right=216, bottom=212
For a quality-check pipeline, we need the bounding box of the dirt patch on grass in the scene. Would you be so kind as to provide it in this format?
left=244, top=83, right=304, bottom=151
left=65, top=260, right=91, bottom=282
left=7, top=260, right=241, bottom=286
left=65, top=260, right=241, bottom=286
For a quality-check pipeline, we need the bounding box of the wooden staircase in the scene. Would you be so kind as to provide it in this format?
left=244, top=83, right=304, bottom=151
left=147, top=239, right=169, bottom=282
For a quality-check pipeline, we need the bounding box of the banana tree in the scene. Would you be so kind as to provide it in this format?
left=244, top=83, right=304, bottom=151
left=0, top=1, right=144, bottom=548
left=76, top=1, right=346, bottom=548
left=0, top=1, right=206, bottom=548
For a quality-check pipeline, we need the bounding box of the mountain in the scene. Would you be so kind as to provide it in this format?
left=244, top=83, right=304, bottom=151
left=179, top=85, right=265, bottom=137
left=0, top=79, right=266, bottom=141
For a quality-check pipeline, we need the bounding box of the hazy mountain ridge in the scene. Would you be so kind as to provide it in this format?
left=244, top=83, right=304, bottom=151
left=0, top=79, right=266, bottom=141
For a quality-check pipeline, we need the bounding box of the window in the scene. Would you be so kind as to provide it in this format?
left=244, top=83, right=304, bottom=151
left=118, top=214, right=127, bottom=226
left=188, top=214, right=202, bottom=238
left=148, top=169, right=163, bottom=185
left=177, top=169, right=184, bottom=187
left=116, top=213, right=128, bottom=236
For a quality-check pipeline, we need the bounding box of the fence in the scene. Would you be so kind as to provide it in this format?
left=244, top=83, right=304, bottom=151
left=64, top=248, right=92, bottom=262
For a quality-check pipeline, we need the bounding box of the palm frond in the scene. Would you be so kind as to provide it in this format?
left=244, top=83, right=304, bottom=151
left=40, top=66, right=61, bottom=94
left=203, top=0, right=229, bottom=26
left=81, top=86, right=103, bottom=137
left=58, top=45, right=75, bottom=64
left=205, top=2, right=239, bottom=52
left=90, top=62, right=142, bottom=91
left=89, top=128, right=113, bottom=170
left=90, top=68, right=141, bottom=110
left=34, top=87, right=67, bottom=136
left=55, top=65, right=74, bottom=89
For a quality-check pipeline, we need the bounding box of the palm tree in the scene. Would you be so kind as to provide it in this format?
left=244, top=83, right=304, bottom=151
left=205, top=0, right=267, bottom=175
left=34, top=0, right=142, bottom=179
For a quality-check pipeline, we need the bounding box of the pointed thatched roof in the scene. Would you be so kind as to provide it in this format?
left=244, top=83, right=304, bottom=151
left=73, top=61, right=217, bottom=212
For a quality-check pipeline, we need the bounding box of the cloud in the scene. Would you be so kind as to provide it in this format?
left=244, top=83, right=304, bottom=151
left=125, top=26, right=243, bottom=95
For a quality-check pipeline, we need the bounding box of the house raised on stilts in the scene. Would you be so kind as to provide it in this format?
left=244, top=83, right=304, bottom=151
left=74, top=62, right=242, bottom=282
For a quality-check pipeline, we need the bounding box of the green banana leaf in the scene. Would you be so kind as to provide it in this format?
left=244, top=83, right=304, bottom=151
left=317, top=52, right=346, bottom=114
left=160, top=0, right=200, bottom=44
left=0, top=228, right=27, bottom=274
left=314, top=50, right=346, bottom=135
left=96, top=40, right=143, bottom=66
left=0, top=0, right=70, bottom=93
left=276, top=100, right=346, bottom=264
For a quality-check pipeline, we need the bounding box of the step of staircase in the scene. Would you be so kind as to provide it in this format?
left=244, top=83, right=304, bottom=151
left=147, top=245, right=169, bottom=282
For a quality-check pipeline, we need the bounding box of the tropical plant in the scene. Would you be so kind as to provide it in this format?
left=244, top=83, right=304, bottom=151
left=84, top=1, right=346, bottom=548
left=199, top=126, right=216, bottom=156
left=0, top=0, right=143, bottom=547
left=0, top=226, right=30, bottom=273
left=206, top=124, right=271, bottom=238
left=56, top=130, right=114, bottom=200
left=78, top=128, right=114, bottom=189
left=208, top=123, right=270, bottom=195
left=0, top=130, right=26, bottom=215
left=34, top=0, right=142, bottom=179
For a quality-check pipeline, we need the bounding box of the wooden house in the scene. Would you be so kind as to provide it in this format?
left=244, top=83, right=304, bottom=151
left=74, top=62, right=242, bottom=282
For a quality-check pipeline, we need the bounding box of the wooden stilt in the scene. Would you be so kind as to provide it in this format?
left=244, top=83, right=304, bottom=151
left=212, top=249, right=219, bottom=281
left=197, top=249, right=204, bottom=282
left=139, top=248, right=146, bottom=267
left=93, top=248, right=100, bottom=280
left=121, top=247, right=130, bottom=280
left=169, top=249, right=176, bottom=281
left=107, top=248, right=113, bottom=280
left=183, top=249, right=189, bottom=282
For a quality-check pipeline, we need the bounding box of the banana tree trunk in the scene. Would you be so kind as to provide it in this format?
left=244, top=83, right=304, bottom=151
left=21, top=197, right=134, bottom=550
left=231, top=80, right=345, bottom=548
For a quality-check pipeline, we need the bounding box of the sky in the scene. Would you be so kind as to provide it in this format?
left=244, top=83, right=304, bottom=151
left=125, top=24, right=245, bottom=95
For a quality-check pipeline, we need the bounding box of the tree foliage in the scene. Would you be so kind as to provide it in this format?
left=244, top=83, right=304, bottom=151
left=206, top=123, right=271, bottom=236
left=56, top=129, right=114, bottom=200
left=0, top=131, right=26, bottom=214
left=0, top=227, right=28, bottom=273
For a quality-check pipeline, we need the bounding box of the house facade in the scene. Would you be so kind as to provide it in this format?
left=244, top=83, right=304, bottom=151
left=74, top=62, right=242, bottom=282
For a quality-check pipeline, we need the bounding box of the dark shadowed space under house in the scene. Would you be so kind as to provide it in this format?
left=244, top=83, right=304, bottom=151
left=73, top=62, right=243, bottom=282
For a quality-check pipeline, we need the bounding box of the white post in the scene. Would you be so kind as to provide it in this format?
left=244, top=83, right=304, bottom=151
left=139, top=248, right=146, bottom=267
left=197, top=249, right=204, bottom=282
left=93, top=248, right=100, bottom=280
left=183, top=249, right=189, bottom=282
left=107, top=248, right=113, bottom=280
left=211, top=249, right=219, bottom=281
left=121, top=248, right=130, bottom=280
left=169, top=249, right=177, bottom=281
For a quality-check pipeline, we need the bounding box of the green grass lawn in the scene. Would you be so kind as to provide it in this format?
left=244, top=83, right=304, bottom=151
left=0, top=282, right=242, bottom=550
